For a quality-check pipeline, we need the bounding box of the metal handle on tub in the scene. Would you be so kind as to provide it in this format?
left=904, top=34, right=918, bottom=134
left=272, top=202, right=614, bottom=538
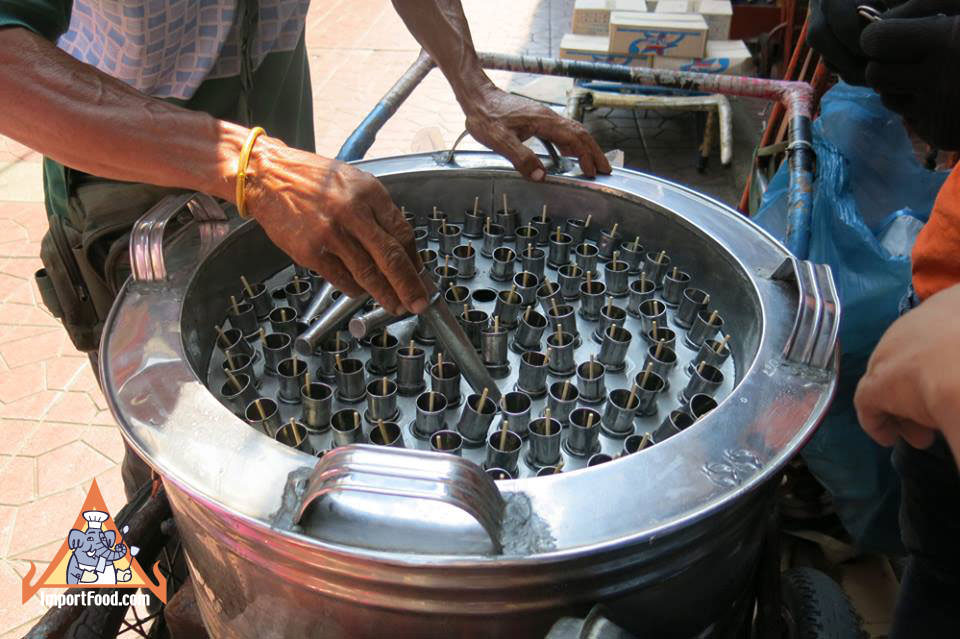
left=774, top=257, right=841, bottom=370
left=296, top=444, right=505, bottom=554
left=438, top=130, right=572, bottom=174
left=130, top=193, right=230, bottom=283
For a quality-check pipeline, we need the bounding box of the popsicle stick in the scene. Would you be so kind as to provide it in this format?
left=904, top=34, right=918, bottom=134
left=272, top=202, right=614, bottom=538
left=541, top=204, right=548, bottom=222
left=612, top=250, right=620, bottom=264
left=280, top=308, right=288, bottom=322
left=255, top=399, right=267, bottom=420
left=632, top=235, right=641, bottom=251
left=335, top=354, right=343, bottom=371
left=258, top=328, right=267, bottom=346
left=224, top=350, right=236, bottom=370
left=485, top=217, right=491, bottom=233
left=585, top=214, right=592, bottom=228
left=473, top=196, right=479, bottom=216
left=640, top=363, right=653, bottom=388
left=672, top=266, right=678, bottom=280
left=524, top=272, right=530, bottom=287
left=480, top=387, right=490, bottom=411
left=627, top=383, right=639, bottom=409
left=556, top=323, right=564, bottom=343
left=707, top=310, right=719, bottom=326
left=429, top=390, right=435, bottom=412
left=502, top=193, right=508, bottom=213
left=606, top=296, right=613, bottom=316
left=544, top=347, right=552, bottom=363
left=524, top=306, right=531, bottom=322
left=716, top=334, right=731, bottom=353
left=353, top=411, right=360, bottom=430
left=640, top=271, right=646, bottom=286
left=562, top=380, right=571, bottom=400
left=444, top=255, right=449, bottom=271
left=304, top=370, right=311, bottom=393
left=494, top=315, right=500, bottom=333
left=226, top=370, right=242, bottom=391
left=441, top=220, right=447, bottom=235
left=229, top=295, right=240, bottom=315
left=697, top=361, right=706, bottom=375
left=556, top=225, right=562, bottom=242
left=586, top=271, right=593, bottom=287
left=610, top=223, right=619, bottom=238
left=382, top=330, right=389, bottom=348
left=655, top=338, right=665, bottom=359
left=214, top=324, right=229, bottom=347
left=409, top=339, right=416, bottom=355
left=240, top=275, right=255, bottom=298
left=382, top=376, right=388, bottom=396
left=433, top=205, right=438, bottom=217
left=463, top=304, right=469, bottom=317
left=437, top=352, right=444, bottom=369
left=652, top=320, right=658, bottom=338
left=336, top=333, right=342, bottom=352
left=657, top=250, right=666, bottom=264
left=378, top=419, right=390, bottom=445
left=499, top=419, right=510, bottom=451
left=586, top=411, right=595, bottom=428
left=638, top=432, right=652, bottom=451
left=526, top=245, right=533, bottom=257
left=434, top=434, right=442, bottom=449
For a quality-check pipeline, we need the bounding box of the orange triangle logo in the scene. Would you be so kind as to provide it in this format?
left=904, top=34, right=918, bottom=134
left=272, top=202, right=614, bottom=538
left=20, top=479, right=167, bottom=603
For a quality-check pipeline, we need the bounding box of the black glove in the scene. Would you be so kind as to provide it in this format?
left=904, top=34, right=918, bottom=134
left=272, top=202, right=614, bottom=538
left=861, top=0, right=960, bottom=149
left=809, top=0, right=872, bottom=85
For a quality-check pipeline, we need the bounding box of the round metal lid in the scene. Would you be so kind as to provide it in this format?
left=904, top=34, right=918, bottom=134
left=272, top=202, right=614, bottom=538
left=101, top=152, right=838, bottom=558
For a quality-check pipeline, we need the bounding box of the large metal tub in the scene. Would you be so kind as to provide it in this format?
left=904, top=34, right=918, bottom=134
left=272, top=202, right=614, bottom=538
left=102, top=152, right=838, bottom=638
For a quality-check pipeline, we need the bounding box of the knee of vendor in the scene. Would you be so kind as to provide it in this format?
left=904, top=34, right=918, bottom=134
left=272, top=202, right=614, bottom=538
left=913, top=163, right=960, bottom=301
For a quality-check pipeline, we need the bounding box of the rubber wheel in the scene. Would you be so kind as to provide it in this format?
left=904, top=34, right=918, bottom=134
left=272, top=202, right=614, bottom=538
left=780, top=568, right=864, bottom=639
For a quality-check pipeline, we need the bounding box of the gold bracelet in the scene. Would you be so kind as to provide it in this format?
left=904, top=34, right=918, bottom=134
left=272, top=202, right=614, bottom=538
left=235, top=126, right=265, bottom=218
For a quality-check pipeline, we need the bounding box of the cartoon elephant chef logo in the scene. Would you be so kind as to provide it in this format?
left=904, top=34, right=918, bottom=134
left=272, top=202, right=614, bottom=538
left=67, top=510, right=135, bottom=585
left=21, top=479, right=167, bottom=603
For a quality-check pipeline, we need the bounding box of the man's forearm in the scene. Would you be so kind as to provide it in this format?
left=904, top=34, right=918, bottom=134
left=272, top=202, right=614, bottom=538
left=390, top=1, right=494, bottom=107
left=0, top=27, right=242, bottom=201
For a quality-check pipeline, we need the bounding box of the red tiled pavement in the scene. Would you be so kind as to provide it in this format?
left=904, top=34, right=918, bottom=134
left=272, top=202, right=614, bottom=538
left=0, top=1, right=570, bottom=633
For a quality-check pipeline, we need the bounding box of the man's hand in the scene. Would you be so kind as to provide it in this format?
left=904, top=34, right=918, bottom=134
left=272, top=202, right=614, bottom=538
left=860, top=0, right=960, bottom=150
left=245, top=137, right=429, bottom=316
left=463, top=84, right=611, bottom=181
left=808, top=0, right=871, bottom=85
left=390, top=0, right=610, bottom=181
left=854, top=283, right=960, bottom=464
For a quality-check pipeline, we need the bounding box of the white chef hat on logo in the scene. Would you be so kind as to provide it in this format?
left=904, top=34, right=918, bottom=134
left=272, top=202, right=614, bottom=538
left=82, top=510, right=109, bottom=530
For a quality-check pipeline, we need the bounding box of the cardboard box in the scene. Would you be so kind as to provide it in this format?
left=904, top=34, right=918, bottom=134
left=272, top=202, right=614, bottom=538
left=559, top=33, right=655, bottom=67
left=698, top=0, right=733, bottom=40
left=655, top=0, right=690, bottom=13
left=609, top=11, right=708, bottom=58
left=572, top=0, right=648, bottom=36
left=652, top=39, right=752, bottom=74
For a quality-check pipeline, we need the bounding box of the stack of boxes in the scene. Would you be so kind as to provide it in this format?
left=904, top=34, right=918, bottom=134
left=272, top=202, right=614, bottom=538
left=560, top=0, right=751, bottom=75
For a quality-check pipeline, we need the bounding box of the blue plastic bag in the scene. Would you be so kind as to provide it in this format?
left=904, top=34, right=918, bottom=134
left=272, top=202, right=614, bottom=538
left=754, top=83, right=948, bottom=552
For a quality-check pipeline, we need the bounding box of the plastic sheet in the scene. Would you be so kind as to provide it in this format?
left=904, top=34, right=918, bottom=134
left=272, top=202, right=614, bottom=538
left=754, top=83, right=948, bottom=551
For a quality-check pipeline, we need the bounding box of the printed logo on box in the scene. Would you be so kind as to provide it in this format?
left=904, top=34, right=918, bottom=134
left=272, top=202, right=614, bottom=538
left=681, top=57, right=730, bottom=73
left=624, top=30, right=690, bottom=55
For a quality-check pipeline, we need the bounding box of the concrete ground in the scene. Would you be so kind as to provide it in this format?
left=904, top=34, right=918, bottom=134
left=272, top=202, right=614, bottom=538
left=0, top=0, right=884, bottom=637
